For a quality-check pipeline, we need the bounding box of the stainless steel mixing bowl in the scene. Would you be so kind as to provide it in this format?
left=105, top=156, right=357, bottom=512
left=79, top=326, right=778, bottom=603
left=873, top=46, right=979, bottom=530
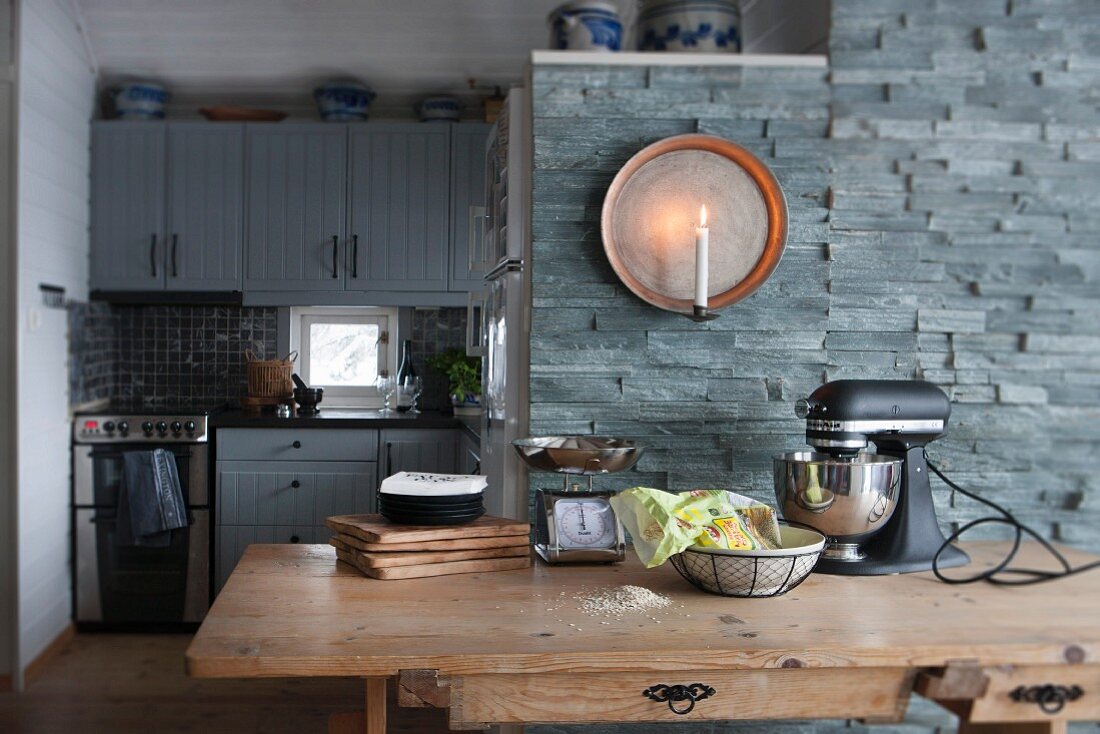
left=773, top=451, right=903, bottom=561
left=512, top=436, right=643, bottom=475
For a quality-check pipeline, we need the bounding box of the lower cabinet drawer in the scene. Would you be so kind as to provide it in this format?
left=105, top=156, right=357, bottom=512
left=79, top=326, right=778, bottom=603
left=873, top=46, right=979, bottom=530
left=218, top=428, right=379, bottom=462
left=216, top=524, right=330, bottom=592
left=967, top=664, right=1100, bottom=722
left=446, top=668, right=913, bottom=727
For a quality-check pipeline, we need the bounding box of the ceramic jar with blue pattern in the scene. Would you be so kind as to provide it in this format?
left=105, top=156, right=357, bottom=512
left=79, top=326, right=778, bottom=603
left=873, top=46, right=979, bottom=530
left=637, top=0, right=741, bottom=52
left=548, top=1, right=623, bottom=52
left=113, top=82, right=169, bottom=119
left=313, top=82, right=376, bottom=122
left=418, top=96, right=462, bottom=122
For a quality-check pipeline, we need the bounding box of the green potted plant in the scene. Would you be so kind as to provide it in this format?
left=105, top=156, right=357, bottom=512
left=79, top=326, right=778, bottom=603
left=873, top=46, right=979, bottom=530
left=426, top=349, right=482, bottom=416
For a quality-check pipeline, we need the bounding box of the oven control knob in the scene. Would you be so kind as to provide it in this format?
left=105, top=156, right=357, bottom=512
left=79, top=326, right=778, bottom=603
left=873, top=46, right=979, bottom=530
left=155, top=421, right=168, bottom=435
left=142, top=421, right=154, bottom=435
left=170, top=421, right=182, bottom=434
left=117, top=421, right=129, bottom=435
left=183, top=420, right=196, bottom=434
left=103, top=421, right=116, bottom=433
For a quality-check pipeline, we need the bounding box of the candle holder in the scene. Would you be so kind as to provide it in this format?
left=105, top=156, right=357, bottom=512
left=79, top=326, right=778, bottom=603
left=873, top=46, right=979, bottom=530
left=601, top=134, right=789, bottom=320
left=687, top=305, right=720, bottom=323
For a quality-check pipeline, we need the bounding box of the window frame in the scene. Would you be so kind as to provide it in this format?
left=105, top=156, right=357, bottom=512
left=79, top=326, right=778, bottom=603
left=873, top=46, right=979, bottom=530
left=288, top=306, right=399, bottom=408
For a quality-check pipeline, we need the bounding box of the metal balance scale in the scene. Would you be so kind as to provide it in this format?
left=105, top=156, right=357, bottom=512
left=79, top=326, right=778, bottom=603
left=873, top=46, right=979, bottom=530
left=512, top=437, right=644, bottom=564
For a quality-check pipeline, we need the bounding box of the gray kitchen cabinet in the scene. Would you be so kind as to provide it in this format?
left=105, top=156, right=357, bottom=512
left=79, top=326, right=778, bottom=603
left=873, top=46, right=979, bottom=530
left=380, top=429, right=459, bottom=479
left=90, top=122, right=166, bottom=291
left=244, top=124, right=347, bottom=291
left=216, top=524, right=328, bottom=592
left=458, top=429, right=481, bottom=476
left=449, top=124, right=491, bottom=292
left=165, top=123, right=244, bottom=291
left=347, top=124, right=450, bottom=292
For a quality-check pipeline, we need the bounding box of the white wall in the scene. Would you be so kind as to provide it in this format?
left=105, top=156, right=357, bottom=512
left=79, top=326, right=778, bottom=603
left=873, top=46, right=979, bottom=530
left=15, top=0, right=95, bottom=679
left=0, top=0, right=16, bottom=686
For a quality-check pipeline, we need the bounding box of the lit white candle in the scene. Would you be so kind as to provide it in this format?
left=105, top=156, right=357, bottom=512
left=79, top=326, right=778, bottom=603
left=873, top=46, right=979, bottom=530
left=694, top=204, right=709, bottom=309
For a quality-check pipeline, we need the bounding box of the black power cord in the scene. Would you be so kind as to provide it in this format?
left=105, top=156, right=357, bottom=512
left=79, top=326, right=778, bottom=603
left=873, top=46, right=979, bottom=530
left=926, top=450, right=1100, bottom=585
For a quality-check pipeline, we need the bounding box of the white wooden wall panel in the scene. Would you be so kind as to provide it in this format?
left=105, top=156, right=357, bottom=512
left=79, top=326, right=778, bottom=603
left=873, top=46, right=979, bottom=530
left=0, top=0, right=15, bottom=683
left=15, top=0, right=95, bottom=681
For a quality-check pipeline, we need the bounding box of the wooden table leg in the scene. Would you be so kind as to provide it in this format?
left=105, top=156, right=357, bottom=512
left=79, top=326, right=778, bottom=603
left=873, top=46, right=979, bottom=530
left=959, top=721, right=1066, bottom=734
left=327, top=677, right=388, bottom=734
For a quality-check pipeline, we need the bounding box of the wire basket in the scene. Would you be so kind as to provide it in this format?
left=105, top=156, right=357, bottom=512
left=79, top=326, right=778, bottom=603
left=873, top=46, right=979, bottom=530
left=668, top=527, right=825, bottom=598
left=245, top=349, right=297, bottom=399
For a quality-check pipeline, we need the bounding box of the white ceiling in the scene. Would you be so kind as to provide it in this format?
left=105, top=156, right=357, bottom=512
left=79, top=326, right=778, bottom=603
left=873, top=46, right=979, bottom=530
left=74, top=0, right=627, bottom=117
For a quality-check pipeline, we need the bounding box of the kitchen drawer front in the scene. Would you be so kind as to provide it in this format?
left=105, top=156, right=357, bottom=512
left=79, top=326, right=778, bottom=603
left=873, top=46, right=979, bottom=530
left=217, top=428, right=379, bottom=462
left=966, top=664, right=1100, bottom=722
left=446, top=668, right=913, bottom=727
left=216, top=461, right=376, bottom=526
left=216, top=524, right=330, bottom=592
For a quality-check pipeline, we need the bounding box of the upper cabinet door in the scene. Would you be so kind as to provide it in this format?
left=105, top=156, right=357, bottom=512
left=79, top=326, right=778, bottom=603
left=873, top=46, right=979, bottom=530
left=165, top=123, right=244, bottom=292
left=90, top=122, right=166, bottom=291
left=244, top=124, right=347, bottom=291
left=449, top=124, right=492, bottom=292
left=347, top=124, right=450, bottom=292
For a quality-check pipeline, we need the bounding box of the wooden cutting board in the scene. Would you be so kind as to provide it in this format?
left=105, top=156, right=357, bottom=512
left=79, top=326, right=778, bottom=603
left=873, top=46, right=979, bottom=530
left=333, top=532, right=531, bottom=553
left=326, top=514, right=528, bottom=545
left=330, top=535, right=529, bottom=568
left=336, top=548, right=531, bottom=580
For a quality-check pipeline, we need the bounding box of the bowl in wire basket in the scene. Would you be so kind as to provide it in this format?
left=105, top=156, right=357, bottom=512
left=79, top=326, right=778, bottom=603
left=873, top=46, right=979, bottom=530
left=669, top=526, right=826, bottom=598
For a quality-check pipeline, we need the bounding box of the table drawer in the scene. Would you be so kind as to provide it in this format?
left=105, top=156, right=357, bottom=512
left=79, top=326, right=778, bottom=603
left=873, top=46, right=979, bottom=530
left=446, top=668, right=913, bottom=727
left=217, top=428, right=379, bottom=462
left=967, top=665, right=1100, bottom=722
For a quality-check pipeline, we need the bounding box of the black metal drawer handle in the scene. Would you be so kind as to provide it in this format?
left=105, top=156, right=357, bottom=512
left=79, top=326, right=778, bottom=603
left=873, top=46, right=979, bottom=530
left=149, top=233, right=158, bottom=277
left=291, top=480, right=300, bottom=488
left=170, top=233, right=178, bottom=277
left=292, top=441, right=301, bottom=449
left=1010, top=684, right=1083, bottom=715
left=642, top=683, right=715, bottom=716
left=351, top=234, right=358, bottom=278
left=331, top=235, right=338, bottom=278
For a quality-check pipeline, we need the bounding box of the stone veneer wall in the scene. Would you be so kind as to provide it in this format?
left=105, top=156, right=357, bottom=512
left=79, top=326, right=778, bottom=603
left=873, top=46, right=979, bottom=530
left=528, top=2, right=1100, bottom=731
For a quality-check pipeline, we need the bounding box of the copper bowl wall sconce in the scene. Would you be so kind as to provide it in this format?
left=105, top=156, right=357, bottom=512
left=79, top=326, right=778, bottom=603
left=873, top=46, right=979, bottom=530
left=601, top=134, right=789, bottom=321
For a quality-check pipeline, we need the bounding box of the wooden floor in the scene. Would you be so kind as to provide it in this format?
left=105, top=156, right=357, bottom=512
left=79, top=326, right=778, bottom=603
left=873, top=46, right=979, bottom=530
left=0, top=634, right=453, bottom=733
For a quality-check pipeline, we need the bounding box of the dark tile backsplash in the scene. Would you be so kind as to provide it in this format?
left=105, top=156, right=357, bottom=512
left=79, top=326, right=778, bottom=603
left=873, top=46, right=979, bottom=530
left=411, top=307, right=469, bottom=411
left=68, top=303, right=278, bottom=408
left=69, top=303, right=467, bottom=411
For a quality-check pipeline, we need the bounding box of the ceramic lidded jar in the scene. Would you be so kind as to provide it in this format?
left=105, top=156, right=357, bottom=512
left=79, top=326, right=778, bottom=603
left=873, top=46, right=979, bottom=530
left=113, top=81, right=169, bottom=119
left=417, top=96, right=462, bottom=122
left=313, top=81, right=376, bottom=122
left=547, top=0, right=624, bottom=52
left=637, top=0, right=741, bottom=52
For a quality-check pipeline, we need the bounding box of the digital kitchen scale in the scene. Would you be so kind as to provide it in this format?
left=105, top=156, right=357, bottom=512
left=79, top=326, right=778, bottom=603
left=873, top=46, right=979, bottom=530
left=512, top=436, right=644, bottom=565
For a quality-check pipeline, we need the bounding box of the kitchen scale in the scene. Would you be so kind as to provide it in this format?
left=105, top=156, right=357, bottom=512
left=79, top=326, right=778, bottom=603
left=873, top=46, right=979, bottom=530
left=512, top=437, right=644, bottom=564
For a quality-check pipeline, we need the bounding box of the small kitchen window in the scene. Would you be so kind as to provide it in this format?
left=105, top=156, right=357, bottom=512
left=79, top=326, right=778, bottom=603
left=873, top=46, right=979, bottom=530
left=289, top=307, right=398, bottom=407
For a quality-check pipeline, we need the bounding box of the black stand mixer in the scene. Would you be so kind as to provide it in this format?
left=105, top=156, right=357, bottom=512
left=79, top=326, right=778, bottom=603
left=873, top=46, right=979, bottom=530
left=774, top=380, right=970, bottom=575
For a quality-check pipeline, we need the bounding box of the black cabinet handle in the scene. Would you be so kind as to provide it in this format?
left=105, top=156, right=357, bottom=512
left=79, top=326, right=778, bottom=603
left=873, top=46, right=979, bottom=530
left=385, top=442, right=393, bottom=477
left=292, top=440, right=301, bottom=449
left=642, top=684, right=716, bottom=716
left=351, top=234, right=358, bottom=278
left=149, top=234, right=157, bottom=277
left=170, top=234, right=178, bottom=277
left=290, top=535, right=300, bottom=544
left=1010, top=684, right=1083, bottom=715
left=331, top=235, right=338, bottom=278
left=291, top=480, right=300, bottom=488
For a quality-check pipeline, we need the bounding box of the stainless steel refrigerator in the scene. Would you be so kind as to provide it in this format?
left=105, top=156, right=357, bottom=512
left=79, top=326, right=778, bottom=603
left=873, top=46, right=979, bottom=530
left=466, top=86, right=530, bottom=521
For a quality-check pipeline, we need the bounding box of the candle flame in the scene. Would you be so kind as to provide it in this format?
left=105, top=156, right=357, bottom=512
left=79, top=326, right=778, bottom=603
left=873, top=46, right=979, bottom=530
left=699, top=204, right=708, bottom=227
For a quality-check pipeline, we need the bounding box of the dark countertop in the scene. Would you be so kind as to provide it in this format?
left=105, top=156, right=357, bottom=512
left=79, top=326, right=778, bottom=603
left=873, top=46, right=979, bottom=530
left=212, top=409, right=481, bottom=441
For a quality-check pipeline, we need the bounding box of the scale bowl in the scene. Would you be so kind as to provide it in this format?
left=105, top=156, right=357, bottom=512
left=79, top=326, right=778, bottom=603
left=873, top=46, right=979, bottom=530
left=512, top=436, right=643, bottom=476
left=773, top=451, right=902, bottom=561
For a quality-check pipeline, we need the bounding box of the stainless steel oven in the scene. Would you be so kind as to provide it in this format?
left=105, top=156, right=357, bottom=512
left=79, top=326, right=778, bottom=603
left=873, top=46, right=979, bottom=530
left=72, top=409, right=213, bottom=627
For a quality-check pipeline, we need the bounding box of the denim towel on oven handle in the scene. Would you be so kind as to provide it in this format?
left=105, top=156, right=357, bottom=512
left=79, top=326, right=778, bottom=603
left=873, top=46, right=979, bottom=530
left=117, top=449, right=189, bottom=547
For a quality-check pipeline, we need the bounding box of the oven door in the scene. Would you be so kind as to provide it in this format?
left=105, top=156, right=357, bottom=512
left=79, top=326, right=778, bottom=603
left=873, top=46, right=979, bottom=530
left=74, top=443, right=208, bottom=508
left=75, top=507, right=209, bottom=624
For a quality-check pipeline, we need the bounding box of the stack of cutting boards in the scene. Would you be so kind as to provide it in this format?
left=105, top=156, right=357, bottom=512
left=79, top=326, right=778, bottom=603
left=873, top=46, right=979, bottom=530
left=326, top=514, right=531, bottom=580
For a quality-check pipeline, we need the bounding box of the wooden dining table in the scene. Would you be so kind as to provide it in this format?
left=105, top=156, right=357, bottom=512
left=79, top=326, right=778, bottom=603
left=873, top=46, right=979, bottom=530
left=187, top=542, right=1100, bottom=734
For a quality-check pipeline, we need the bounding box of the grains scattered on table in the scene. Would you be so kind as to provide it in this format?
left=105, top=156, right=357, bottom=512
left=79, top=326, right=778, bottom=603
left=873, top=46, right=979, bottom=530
left=576, top=585, right=673, bottom=618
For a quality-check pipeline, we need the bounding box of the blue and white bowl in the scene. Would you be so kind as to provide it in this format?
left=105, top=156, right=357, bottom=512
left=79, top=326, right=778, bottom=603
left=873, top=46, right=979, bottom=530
left=417, top=96, right=461, bottom=122
left=313, top=82, right=376, bottom=122
left=113, top=82, right=169, bottom=119
left=637, top=0, right=741, bottom=53
left=548, top=0, right=623, bottom=52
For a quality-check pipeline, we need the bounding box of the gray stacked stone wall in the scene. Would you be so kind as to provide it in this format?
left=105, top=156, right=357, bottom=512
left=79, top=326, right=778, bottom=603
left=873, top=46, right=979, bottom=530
left=528, top=1, right=1100, bottom=732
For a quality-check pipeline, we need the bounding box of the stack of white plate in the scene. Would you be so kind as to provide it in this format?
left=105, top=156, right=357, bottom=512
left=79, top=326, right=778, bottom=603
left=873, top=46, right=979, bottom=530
left=378, top=472, right=487, bottom=526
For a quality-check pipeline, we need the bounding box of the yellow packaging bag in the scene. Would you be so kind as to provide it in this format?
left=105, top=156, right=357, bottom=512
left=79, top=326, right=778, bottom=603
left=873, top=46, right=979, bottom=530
left=610, top=487, right=782, bottom=568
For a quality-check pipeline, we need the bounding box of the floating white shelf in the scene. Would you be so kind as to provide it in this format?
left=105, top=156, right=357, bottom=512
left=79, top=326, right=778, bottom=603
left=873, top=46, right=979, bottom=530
left=530, top=50, right=827, bottom=68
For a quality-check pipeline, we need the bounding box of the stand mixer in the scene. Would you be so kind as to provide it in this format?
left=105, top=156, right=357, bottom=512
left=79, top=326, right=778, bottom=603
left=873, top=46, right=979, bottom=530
left=774, top=380, right=970, bottom=575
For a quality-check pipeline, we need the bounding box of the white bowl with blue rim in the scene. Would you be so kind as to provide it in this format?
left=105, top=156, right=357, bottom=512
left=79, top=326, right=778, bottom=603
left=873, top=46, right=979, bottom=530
left=417, top=96, right=461, bottom=122
left=637, top=0, right=741, bottom=52
left=313, top=82, right=376, bottom=122
left=548, top=0, right=623, bottom=52
left=113, top=81, right=169, bottom=119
